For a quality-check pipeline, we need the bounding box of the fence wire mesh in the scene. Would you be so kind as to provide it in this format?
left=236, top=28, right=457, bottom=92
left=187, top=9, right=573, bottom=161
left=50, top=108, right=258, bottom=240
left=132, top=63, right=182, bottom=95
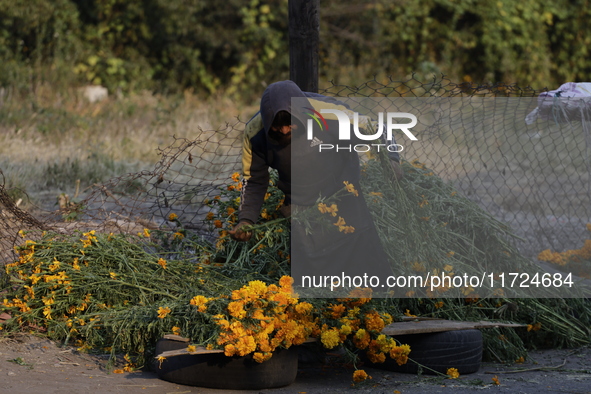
left=1, top=75, right=590, bottom=275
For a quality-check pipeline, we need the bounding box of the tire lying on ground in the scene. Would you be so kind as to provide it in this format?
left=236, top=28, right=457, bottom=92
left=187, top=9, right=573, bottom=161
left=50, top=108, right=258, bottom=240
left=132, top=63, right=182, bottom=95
left=152, top=336, right=299, bottom=389
left=367, top=329, right=482, bottom=374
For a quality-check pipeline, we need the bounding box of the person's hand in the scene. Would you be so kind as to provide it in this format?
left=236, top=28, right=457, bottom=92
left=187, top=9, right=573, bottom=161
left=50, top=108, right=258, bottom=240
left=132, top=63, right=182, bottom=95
left=229, top=220, right=253, bottom=242
left=390, top=160, right=404, bottom=181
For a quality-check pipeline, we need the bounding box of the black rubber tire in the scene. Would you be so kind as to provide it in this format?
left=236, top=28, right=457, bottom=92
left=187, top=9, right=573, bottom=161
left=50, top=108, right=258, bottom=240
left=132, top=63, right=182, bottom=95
left=153, top=337, right=299, bottom=389
left=366, top=329, right=482, bottom=375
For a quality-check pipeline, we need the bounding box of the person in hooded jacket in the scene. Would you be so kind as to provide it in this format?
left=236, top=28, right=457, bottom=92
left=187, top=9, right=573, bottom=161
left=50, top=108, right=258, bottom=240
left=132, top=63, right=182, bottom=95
left=229, top=80, right=403, bottom=293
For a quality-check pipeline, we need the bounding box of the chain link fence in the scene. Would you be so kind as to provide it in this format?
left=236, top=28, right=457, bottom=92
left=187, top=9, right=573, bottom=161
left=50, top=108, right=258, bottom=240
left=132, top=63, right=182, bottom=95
left=1, top=75, right=590, bottom=269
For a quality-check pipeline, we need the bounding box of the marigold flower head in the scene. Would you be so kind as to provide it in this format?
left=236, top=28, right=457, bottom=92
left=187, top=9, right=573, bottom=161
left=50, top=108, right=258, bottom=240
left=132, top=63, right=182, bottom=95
left=157, top=258, right=167, bottom=269
left=321, top=327, right=341, bottom=349
left=343, top=181, right=359, bottom=197
left=168, top=213, right=178, bottom=221
left=187, top=345, right=196, bottom=353
left=446, top=367, right=460, bottom=379
left=157, top=306, right=171, bottom=319
left=352, top=369, right=370, bottom=382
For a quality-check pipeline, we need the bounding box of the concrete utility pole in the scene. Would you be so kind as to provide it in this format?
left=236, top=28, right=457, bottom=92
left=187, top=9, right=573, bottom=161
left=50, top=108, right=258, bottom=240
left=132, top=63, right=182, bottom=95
left=288, top=0, right=319, bottom=93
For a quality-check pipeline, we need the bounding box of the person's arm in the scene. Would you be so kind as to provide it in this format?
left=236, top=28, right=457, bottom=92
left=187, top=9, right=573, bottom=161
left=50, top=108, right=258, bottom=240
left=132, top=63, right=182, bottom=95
left=230, top=118, right=269, bottom=241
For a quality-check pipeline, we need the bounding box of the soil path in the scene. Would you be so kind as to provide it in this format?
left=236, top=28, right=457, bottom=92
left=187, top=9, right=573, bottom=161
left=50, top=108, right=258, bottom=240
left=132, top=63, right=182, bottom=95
left=1, top=335, right=590, bottom=394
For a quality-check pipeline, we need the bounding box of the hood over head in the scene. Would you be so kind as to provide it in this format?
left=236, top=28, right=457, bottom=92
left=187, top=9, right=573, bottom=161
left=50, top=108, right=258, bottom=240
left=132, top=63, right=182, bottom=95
left=260, top=80, right=308, bottom=137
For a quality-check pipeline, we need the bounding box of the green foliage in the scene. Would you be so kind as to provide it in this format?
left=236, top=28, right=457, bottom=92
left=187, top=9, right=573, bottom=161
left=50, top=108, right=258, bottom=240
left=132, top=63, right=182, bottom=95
left=0, top=1, right=590, bottom=99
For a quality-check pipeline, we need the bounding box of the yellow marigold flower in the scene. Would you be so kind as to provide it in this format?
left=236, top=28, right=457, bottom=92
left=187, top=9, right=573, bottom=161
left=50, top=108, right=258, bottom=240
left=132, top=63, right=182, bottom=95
left=172, top=326, right=181, bottom=335
left=279, top=275, right=293, bottom=287
left=367, top=349, right=386, bottom=364
left=353, top=329, right=370, bottom=349
left=231, top=172, right=241, bottom=183
left=352, top=369, right=370, bottom=382
left=320, top=328, right=341, bottom=349
left=389, top=343, right=411, bottom=366
left=404, top=309, right=416, bottom=317
left=248, top=280, right=268, bottom=295
left=339, top=225, right=355, bottom=233
left=334, top=217, right=346, bottom=227
left=113, top=369, right=125, bottom=374
left=42, top=295, right=55, bottom=306
left=157, top=258, right=167, bottom=269
left=213, top=220, right=223, bottom=228
left=109, top=272, right=117, bottom=280
left=157, top=306, right=171, bottom=319
left=327, top=204, right=338, bottom=217
left=253, top=352, right=272, bottom=363
left=224, top=344, right=237, bottom=357
left=187, top=345, right=196, bottom=353
left=228, top=301, right=246, bottom=318
left=49, top=259, right=60, bottom=272
left=190, top=295, right=208, bottom=306
left=515, top=356, right=525, bottom=363
left=343, top=181, right=359, bottom=197
left=206, top=212, right=215, bottom=220
left=156, top=356, right=166, bottom=369
left=340, top=324, right=352, bottom=335
left=226, top=207, right=236, bottom=215
left=236, top=336, right=257, bottom=356
left=295, top=302, right=313, bottom=315
left=317, top=202, right=328, bottom=214
left=364, top=311, right=385, bottom=332
left=492, top=375, right=500, bottom=385
left=434, top=301, right=444, bottom=309
left=330, top=303, right=347, bottom=319
left=173, top=231, right=184, bottom=240
left=168, top=213, right=178, bottom=221
left=43, top=306, right=52, bottom=320
left=446, top=367, right=460, bottom=379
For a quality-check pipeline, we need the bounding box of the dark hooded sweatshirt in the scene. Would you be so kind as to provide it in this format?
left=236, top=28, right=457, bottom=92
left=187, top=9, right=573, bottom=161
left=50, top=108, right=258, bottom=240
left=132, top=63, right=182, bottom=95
left=239, top=80, right=395, bottom=286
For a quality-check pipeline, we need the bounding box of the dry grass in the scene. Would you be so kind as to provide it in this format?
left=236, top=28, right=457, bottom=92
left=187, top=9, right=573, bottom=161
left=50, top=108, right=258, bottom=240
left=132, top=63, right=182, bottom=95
left=0, top=85, right=257, bottom=207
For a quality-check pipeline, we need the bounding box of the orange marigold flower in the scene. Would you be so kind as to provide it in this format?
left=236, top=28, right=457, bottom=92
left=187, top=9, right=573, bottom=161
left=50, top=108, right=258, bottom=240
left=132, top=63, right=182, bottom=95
left=168, top=213, right=178, bottom=221
left=352, top=369, right=370, bottom=382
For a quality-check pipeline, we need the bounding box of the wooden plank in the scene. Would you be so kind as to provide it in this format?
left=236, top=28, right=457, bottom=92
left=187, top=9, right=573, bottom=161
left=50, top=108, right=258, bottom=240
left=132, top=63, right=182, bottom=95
left=289, top=0, right=319, bottom=93
left=382, top=319, right=526, bottom=336
left=156, top=347, right=224, bottom=359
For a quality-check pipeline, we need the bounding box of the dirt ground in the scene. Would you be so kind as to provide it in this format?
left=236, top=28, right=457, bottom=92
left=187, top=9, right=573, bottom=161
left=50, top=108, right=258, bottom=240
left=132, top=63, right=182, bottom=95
left=1, top=334, right=590, bottom=394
